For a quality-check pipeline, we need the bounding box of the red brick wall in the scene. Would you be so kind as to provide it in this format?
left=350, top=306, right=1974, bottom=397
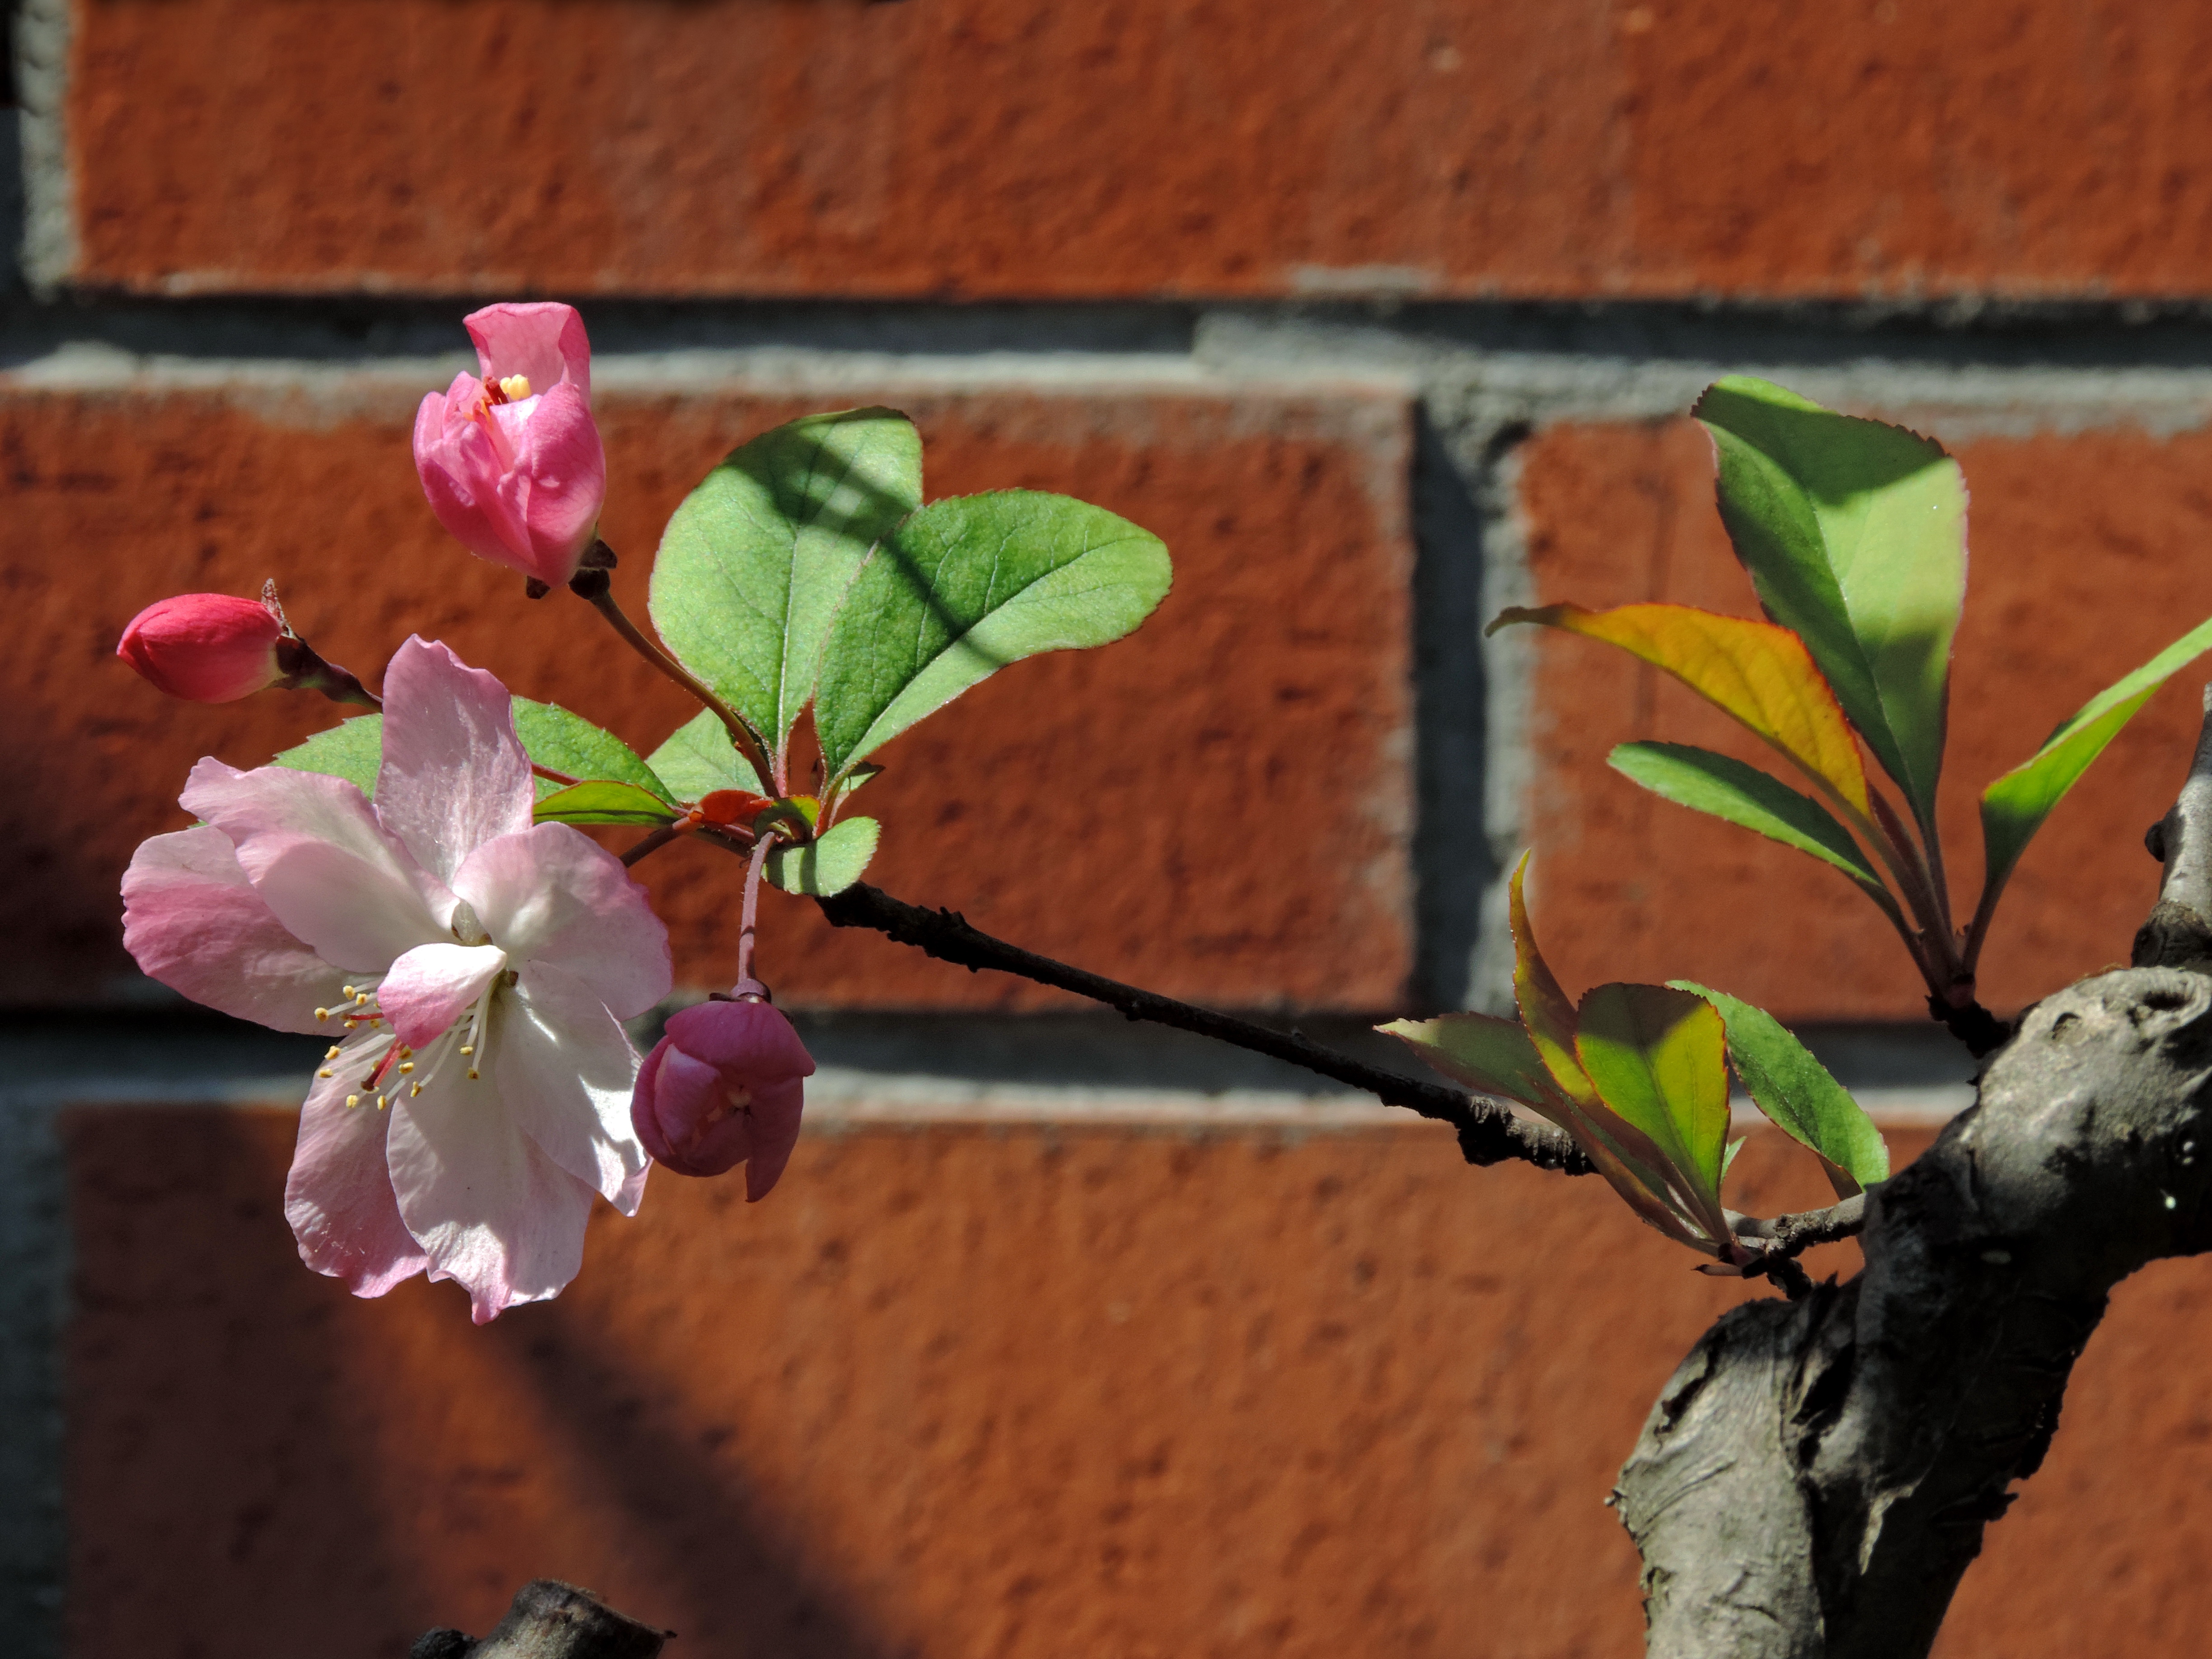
left=28, top=0, right=2212, bottom=1654
left=60, top=0, right=2212, bottom=298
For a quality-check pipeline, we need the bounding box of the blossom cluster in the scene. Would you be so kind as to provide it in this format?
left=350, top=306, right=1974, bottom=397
left=117, top=304, right=815, bottom=1321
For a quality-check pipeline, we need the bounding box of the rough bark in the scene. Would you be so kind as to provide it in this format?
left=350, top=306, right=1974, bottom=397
left=1617, top=688, right=2212, bottom=1658
left=410, top=1581, right=669, bottom=1659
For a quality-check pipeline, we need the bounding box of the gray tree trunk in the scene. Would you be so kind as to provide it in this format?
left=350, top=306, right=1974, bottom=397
left=1616, top=692, right=2212, bottom=1657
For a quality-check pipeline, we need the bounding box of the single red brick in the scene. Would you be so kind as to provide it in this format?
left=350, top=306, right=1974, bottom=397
left=1515, top=417, right=2212, bottom=1022
left=9, top=375, right=1412, bottom=1010
left=62, top=0, right=2212, bottom=298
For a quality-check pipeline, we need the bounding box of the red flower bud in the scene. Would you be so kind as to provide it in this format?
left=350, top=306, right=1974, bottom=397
left=631, top=997, right=815, bottom=1199
left=117, top=593, right=285, bottom=703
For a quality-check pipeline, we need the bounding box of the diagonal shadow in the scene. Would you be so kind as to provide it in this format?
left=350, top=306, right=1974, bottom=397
left=478, top=1273, right=899, bottom=1659
left=59, top=1103, right=424, bottom=1659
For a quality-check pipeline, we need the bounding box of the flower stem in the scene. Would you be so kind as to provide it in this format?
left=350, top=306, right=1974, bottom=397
left=735, top=829, right=775, bottom=985
left=566, top=544, right=777, bottom=790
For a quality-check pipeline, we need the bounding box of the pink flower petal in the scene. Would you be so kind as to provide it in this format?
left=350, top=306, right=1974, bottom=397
left=465, top=302, right=591, bottom=398
left=121, top=828, right=352, bottom=1032
left=509, top=382, right=605, bottom=576
left=374, top=637, right=534, bottom=887
left=285, top=1064, right=431, bottom=1300
left=743, top=1077, right=807, bottom=1202
left=181, top=759, right=450, bottom=970
left=388, top=1063, right=600, bottom=1323
left=414, top=381, right=536, bottom=572
left=663, top=998, right=816, bottom=1079
left=496, top=961, right=651, bottom=1213
left=117, top=593, right=284, bottom=703
left=378, top=942, right=508, bottom=1049
left=454, top=824, right=671, bottom=1020
left=632, top=1040, right=748, bottom=1174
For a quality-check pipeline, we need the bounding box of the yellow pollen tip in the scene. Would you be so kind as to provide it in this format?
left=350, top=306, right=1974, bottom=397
left=499, top=374, right=531, bottom=400
left=467, top=1067, right=480, bottom=1080
left=317, top=1069, right=333, bottom=1079
left=324, top=1045, right=341, bottom=1059
left=345, top=1094, right=360, bottom=1108
left=459, top=1045, right=474, bottom=1055
left=398, top=1062, right=414, bottom=1073
left=353, top=992, right=370, bottom=1006
left=410, top=1083, right=422, bottom=1097
left=314, top=1008, right=330, bottom=1022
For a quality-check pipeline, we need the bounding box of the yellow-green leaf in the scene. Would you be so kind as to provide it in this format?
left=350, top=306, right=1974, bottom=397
left=1378, top=1012, right=1562, bottom=1109
left=532, top=780, right=680, bottom=827
left=1575, top=983, right=1734, bottom=1246
left=1490, top=601, right=1870, bottom=817
left=1508, top=852, right=1598, bottom=1108
left=1979, top=614, right=2212, bottom=902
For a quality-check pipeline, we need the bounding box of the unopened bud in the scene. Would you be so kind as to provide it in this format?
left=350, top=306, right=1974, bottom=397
left=631, top=995, right=815, bottom=1199
left=117, top=593, right=284, bottom=703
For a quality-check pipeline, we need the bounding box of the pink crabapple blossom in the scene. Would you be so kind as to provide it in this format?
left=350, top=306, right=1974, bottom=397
left=121, top=636, right=672, bottom=1322
left=632, top=995, right=815, bottom=1199
left=117, top=592, right=286, bottom=703
left=412, top=302, right=607, bottom=588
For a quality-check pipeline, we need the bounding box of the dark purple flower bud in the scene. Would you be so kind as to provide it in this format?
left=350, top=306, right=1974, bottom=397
left=631, top=997, right=815, bottom=1200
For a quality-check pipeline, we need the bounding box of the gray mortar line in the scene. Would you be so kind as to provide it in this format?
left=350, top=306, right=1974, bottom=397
left=14, top=0, right=71, bottom=298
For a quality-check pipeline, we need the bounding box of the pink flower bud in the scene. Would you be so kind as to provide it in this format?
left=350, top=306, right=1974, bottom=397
left=117, top=593, right=285, bottom=703
left=632, top=998, right=816, bottom=1200
left=412, top=302, right=607, bottom=588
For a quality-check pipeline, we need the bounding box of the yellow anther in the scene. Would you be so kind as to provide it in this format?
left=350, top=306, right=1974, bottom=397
left=467, top=1067, right=481, bottom=1080
left=324, top=1045, right=341, bottom=1060
left=314, top=1008, right=330, bottom=1022
left=317, top=1068, right=334, bottom=1079
left=342, top=984, right=357, bottom=997
left=345, top=1094, right=360, bottom=1108
left=410, top=1083, right=422, bottom=1097
left=398, top=1062, right=414, bottom=1073
left=354, top=991, right=370, bottom=1006
left=375, top=1094, right=387, bottom=1110
left=498, top=374, right=531, bottom=400
left=459, top=1045, right=474, bottom=1056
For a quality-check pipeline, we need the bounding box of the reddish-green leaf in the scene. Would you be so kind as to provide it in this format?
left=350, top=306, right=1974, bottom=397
left=1490, top=601, right=1870, bottom=818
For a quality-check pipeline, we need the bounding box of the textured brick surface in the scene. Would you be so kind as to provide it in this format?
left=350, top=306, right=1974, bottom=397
left=62, top=0, right=2212, bottom=299
left=62, top=1106, right=1870, bottom=1659
left=1514, top=417, right=2212, bottom=1022
left=5, top=374, right=1412, bottom=1010
left=63, top=1107, right=2212, bottom=1657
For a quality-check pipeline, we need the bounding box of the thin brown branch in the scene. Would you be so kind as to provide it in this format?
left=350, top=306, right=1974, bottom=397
left=567, top=545, right=778, bottom=791
left=1732, top=1190, right=1868, bottom=1256
left=813, top=881, right=1592, bottom=1173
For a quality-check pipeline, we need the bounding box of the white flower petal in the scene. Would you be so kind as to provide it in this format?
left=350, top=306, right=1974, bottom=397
left=181, top=758, right=451, bottom=970
left=378, top=942, right=507, bottom=1050
left=453, top=823, right=671, bottom=1019
left=385, top=1050, right=597, bottom=1323
left=496, top=961, right=651, bottom=1214
left=122, top=828, right=351, bottom=1033
left=285, top=1050, right=431, bottom=1299
left=375, top=637, right=534, bottom=885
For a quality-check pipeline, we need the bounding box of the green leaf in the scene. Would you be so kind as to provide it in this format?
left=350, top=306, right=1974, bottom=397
left=1378, top=1012, right=1563, bottom=1108
left=1696, top=375, right=1967, bottom=829
left=814, top=490, right=1173, bottom=778
left=511, top=698, right=674, bottom=806
left=1670, top=980, right=1889, bottom=1198
left=532, top=780, right=680, bottom=827
left=645, top=709, right=768, bottom=800
left=649, top=408, right=923, bottom=754
left=1979, top=615, right=2212, bottom=900
left=1608, top=741, right=1892, bottom=905
left=765, top=816, right=880, bottom=896
left=272, top=715, right=384, bottom=796
left=1574, top=983, right=1733, bottom=1243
